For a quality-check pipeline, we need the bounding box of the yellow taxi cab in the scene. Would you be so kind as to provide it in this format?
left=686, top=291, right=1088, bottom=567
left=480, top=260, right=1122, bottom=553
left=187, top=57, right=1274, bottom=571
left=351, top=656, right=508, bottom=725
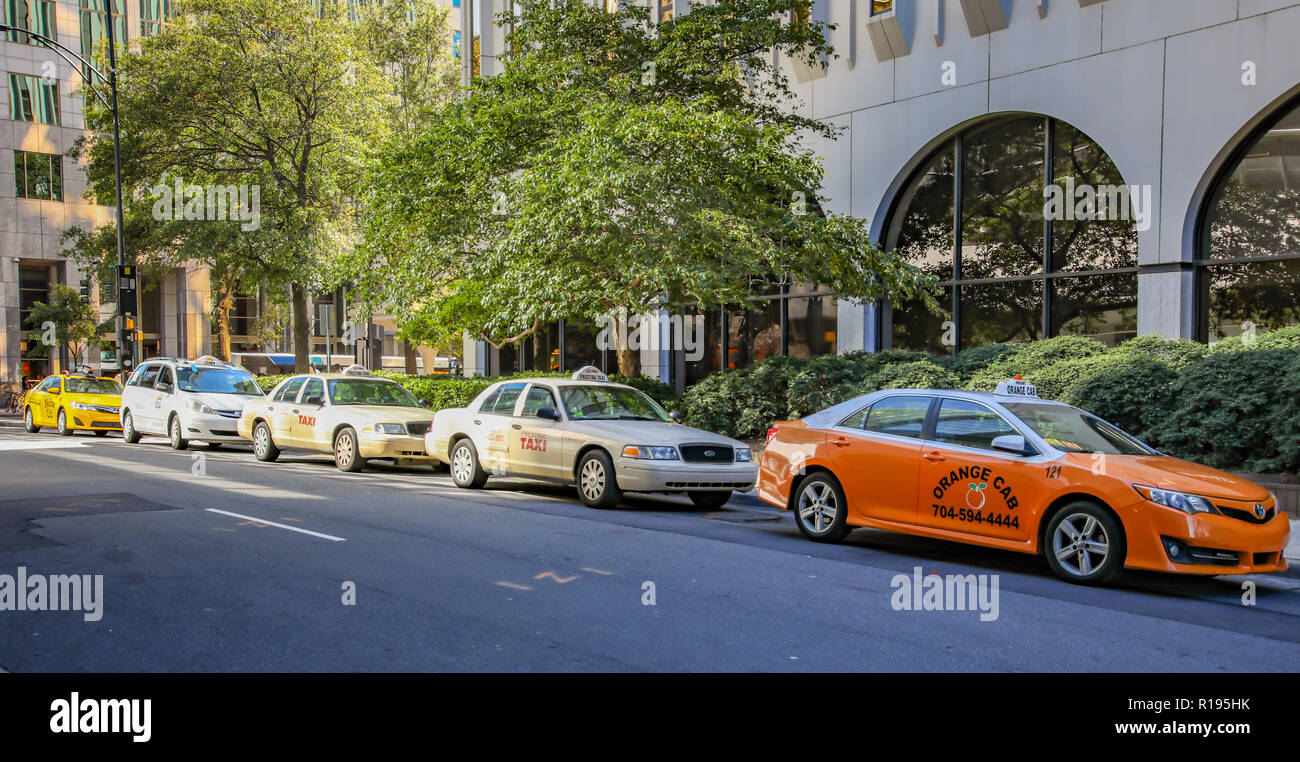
left=758, top=377, right=1291, bottom=585
left=23, top=370, right=123, bottom=437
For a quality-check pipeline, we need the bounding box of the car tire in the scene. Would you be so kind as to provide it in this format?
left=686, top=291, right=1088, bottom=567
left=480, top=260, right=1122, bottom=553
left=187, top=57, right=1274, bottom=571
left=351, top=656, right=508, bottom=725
left=688, top=491, right=732, bottom=510
left=57, top=409, right=73, bottom=436
left=333, top=427, right=366, bottom=473
left=449, top=439, right=487, bottom=489
left=1044, top=501, right=1125, bottom=586
left=793, top=472, right=852, bottom=543
left=121, top=410, right=141, bottom=444
left=93, top=430, right=108, bottom=437
left=576, top=450, right=621, bottom=509
left=168, top=415, right=189, bottom=450
left=253, top=421, right=280, bottom=463
left=24, top=407, right=39, bottom=433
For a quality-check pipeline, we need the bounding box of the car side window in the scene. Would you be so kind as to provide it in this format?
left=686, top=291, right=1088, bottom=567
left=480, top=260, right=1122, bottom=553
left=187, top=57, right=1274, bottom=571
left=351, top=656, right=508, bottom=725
left=519, top=385, right=558, bottom=418
left=485, top=383, right=526, bottom=415
left=933, top=399, right=1018, bottom=451
left=299, top=378, right=324, bottom=404
left=134, top=365, right=161, bottom=388
left=155, top=366, right=174, bottom=391
left=37, top=377, right=60, bottom=392
left=275, top=378, right=306, bottom=403
left=841, top=396, right=931, bottom=439
left=477, top=387, right=502, bottom=414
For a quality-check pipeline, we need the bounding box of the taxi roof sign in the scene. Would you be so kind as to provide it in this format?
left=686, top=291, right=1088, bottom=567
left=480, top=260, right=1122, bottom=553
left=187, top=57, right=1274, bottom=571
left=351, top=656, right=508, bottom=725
left=995, top=377, right=1039, bottom=398
left=342, top=364, right=371, bottom=377
left=571, top=366, right=608, bottom=382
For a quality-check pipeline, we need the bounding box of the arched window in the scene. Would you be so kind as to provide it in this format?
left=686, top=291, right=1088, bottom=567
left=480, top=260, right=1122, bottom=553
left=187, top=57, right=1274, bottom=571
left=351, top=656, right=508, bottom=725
left=885, top=116, right=1139, bottom=353
left=1198, top=97, right=1300, bottom=344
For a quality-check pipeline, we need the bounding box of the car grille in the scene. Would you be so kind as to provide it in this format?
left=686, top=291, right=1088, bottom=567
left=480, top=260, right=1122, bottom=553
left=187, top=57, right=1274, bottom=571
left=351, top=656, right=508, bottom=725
left=213, top=409, right=241, bottom=418
left=90, top=420, right=120, bottom=428
left=405, top=421, right=432, bottom=436
left=1216, top=504, right=1275, bottom=524
left=665, top=481, right=753, bottom=489
left=679, top=444, right=734, bottom=464
left=210, top=430, right=238, bottom=437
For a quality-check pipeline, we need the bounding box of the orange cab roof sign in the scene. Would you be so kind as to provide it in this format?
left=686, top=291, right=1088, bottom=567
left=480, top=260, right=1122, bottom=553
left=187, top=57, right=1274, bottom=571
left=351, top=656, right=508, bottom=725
left=995, top=377, right=1039, bottom=398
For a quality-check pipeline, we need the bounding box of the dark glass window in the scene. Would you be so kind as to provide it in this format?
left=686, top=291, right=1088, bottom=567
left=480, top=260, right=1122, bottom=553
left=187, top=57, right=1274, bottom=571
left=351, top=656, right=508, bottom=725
left=726, top=299, right=782, bottom=370
left=14, top=150, right=63, bottom=200
left=1199, top=98, right=1300, bottom=343
left=887, top=116, right=1138, bottom=353
left=787, top=294, right=837, bottom=358
left=3, top=0, right=56, bottom=45
left=840, top=396, right=931, bottom=439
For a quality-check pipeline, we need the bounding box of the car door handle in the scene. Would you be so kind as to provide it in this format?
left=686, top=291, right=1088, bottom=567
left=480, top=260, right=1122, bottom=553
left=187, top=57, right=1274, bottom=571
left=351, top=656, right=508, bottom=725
left=292, top=409, right=299, bottom=414
left=923, top=451, right=947, bottom=462
left=511, top=424, right=522, bottom=430
left=830, top=436, right=851, bottom=447
left=473, top=420, right=481, bottom=426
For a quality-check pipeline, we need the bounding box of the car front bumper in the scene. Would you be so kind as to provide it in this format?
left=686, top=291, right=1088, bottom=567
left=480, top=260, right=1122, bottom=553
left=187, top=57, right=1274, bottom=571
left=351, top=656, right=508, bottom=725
left=1121, top=498, right=1291, bottom=575
left=69, top=409, right=122, bottom=430
left=182, top=412, right=248, bottom=443
left=615, top=459, right=759, bottom=493
left=358, top=433, right=433, bottom=461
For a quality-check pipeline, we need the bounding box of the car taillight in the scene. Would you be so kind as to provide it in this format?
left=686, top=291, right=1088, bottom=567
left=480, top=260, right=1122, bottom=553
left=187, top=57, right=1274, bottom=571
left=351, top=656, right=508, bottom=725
left=765, top=427, right=779, bottom=445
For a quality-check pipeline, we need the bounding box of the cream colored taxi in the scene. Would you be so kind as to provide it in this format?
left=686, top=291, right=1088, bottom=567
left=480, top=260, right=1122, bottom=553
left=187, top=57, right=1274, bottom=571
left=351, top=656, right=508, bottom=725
left=237, top=365, right=434, bottom=472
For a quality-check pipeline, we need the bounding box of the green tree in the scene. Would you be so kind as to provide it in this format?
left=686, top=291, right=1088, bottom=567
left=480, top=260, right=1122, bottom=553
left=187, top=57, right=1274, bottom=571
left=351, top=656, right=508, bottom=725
left=351, top=0, right=939, bottom=376
left=70, top=0, right=396, bottom=372
left=24, top=285, right=109, bottom=365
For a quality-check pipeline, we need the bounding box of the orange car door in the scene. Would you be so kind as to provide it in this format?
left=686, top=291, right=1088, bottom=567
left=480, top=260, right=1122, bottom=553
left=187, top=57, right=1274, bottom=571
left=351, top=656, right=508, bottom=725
left=915, top=398, right=1042, bottom=542
left=827, top=394, right=934, bottom=525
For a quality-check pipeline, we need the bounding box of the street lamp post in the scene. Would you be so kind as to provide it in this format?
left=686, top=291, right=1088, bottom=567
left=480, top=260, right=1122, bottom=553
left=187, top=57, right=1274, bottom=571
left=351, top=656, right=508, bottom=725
left=0, top=20, right=134, bottom=371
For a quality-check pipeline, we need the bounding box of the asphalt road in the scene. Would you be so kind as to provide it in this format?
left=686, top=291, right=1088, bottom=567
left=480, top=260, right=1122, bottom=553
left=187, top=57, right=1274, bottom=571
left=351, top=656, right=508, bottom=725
left=1, top=426, right=1298, bottom=672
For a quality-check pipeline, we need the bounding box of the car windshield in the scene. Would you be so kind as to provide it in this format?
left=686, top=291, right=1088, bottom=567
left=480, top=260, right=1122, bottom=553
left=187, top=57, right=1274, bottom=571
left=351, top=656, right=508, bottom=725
left=64, top=378, right=121, bottom=395
left=176, top=367, right=262, bottom=395
left=1002, top=402, right=1156, bottom=456
left=328, top=379, right=420, bottom=407
left=561, top=385, right=669, bottom=422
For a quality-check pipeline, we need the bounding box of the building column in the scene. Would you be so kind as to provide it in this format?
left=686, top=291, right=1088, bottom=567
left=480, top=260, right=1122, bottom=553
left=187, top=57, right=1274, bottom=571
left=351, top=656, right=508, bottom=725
left=1136, top=267, right=1196, bottom=340
left=835, top=299, right=879, bottom=353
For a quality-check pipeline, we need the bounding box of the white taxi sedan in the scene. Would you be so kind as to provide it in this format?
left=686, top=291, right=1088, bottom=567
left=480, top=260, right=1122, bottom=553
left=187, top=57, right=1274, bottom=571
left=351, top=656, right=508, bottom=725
left=237, top=366, right=434, bottom=472
left=425, top=368, right=758, bottom=508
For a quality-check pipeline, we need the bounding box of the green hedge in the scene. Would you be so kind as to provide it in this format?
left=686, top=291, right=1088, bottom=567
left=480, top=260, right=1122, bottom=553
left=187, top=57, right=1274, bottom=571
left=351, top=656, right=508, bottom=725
left=674, top=329, right=1300, bottom=472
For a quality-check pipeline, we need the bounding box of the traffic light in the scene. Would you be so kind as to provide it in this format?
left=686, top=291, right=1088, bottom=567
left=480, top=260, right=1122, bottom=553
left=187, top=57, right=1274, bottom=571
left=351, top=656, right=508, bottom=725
left=80, top=278, right=91, bottom=300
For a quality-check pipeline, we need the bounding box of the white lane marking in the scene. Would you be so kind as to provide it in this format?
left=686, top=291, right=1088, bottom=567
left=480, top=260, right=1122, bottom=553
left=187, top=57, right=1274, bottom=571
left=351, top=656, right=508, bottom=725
left=29, top=449, right=326, bottom=501
left=0, top=439, right=87, bottom=451
left=205, top=509, right=346, bottom=542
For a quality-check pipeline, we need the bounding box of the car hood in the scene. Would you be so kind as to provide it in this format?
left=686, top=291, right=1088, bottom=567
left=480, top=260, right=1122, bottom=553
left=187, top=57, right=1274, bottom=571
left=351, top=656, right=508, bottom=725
left=331, top=405, right=431, bottom=425
left=67, top=393, right=121, bottom=406
left=1062, top=453, right=1270, bottom=501
left=568, top=419, right=743, bottom=448
left=187, top=392, right=263, bottom=413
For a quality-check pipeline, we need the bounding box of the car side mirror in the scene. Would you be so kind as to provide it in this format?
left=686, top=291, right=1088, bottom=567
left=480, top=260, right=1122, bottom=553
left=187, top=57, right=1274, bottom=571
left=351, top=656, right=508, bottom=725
left=156, top=382, right=172, bottom=394
left=536, top=406, right=561, bottom=421
left=303, top=394, right=324, bottom=406
left=418, top=398, right=429, bottom=408
left=992, top=434, right=1034, bottom=456
left=668, top=411, right=683, bottom=423
left=49, top=388, right=60, bottom=395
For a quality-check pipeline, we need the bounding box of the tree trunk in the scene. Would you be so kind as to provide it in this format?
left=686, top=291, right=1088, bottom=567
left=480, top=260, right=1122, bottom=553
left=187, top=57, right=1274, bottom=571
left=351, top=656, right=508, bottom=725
left=403, top=339, right=417, bottom=374
left=291, top=282, right=311, bottom=373
left=214, top=281, right=234, bottom=363
left=611, top=310, right=640, bottom=378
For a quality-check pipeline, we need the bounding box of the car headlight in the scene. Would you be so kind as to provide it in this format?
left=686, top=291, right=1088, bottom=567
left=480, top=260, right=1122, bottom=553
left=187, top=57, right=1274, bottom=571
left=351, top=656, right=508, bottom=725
left=186, top=399, right=215, bottom=415
left=622, top=445, right=679, bottom=460
left=374, top=423, right=406, bottom=435
left=1133, top=485, right=1217, bottom=515
left=735, top=447, right=753, bottom=462
left=70, top=402, right=95, bottom=411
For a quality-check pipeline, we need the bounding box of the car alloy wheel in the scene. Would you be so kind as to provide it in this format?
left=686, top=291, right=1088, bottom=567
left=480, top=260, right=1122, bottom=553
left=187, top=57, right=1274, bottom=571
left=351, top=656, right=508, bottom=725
left=449, top=440, right=487, bottom=488
left=1052, top=513, right=1110, bottom=577
left=253, top=422, right=279, bottom=462
left=122, top=411, right=140, bottom=443
left=334, top=427, right=365, bottom=472
left=57, top=409, right=72, bottom=436
left=24, top=407, right=39, bottom=433
left=793, top=473, right=851, bottom=542
left=169, top=416, right=188, bottom=450
left=576, top=450, right=620, bottom=508
left=580, top=459, right=605, bottom=500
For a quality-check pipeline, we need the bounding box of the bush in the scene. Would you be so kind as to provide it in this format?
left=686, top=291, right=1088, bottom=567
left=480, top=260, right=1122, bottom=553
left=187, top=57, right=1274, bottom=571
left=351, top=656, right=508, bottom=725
left=1148, top=347, right=1300, bottom=472
left=1107, top=335, right=1207, bottom=368
left=966, top=336, right=1108, bottom=391
left=940, top=343, right=1022, bottom=383
left=785, top=354, right=872, bottom=418
left=1272, top=352, right=1300, bottom=473
left=854, top=360, right=959, bottom=395
left=1058, top=356, right=1179, bottom=441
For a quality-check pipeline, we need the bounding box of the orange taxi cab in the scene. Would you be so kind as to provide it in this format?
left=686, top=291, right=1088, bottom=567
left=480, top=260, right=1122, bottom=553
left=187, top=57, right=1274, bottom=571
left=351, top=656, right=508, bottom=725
left=758, top=377, right=1291, bottom=585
